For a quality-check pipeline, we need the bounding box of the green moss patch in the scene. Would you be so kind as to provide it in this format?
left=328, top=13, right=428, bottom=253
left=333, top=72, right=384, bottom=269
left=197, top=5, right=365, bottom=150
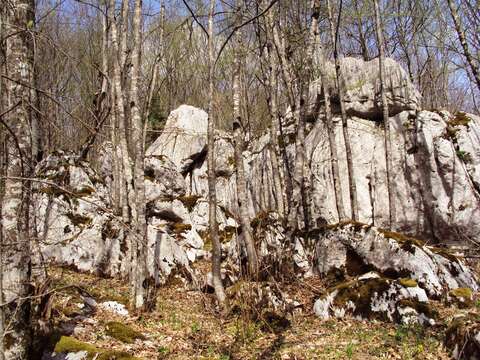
left=54, top=336, right=140, bottom=359
left=330, top=277, right=391, bottom=320
left=171, top=223, right=192, bottom=236
left=398, top=278, right=418, bottom=288
left=448, top=288, right=474, bottom=308
left=450, top=287, right=473, bottom=299
left=377, top=229, right=425, bottom=253
left=397, top=299, right=437, bottom=319
left=54, top=336, right=99, bottom=357
left=448, top=112, right=472, bottom=127
left=105, top=322, right=146, bottom=344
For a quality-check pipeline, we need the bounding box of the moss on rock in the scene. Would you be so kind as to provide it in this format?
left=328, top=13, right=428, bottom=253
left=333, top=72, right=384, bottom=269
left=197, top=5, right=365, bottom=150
left=448, top=112, right=472, bottom=127
left=54, top=336, right=99, bottom=357
left=176, top=195, right=201, bottom=211
left=448, top=288, right=474, bottom=308
left=105, top=321, right=146, bottom=344
left=331, top=277, right=391, bottom=320
left=54, top=336, right=140, bottom=359
left=377, top=229, right=425, bottom=253
left=397, top=299, right=437, bottom=320
left=171, top=223, right=192, bottom=236
left=398, top=278, right=418, bottom=288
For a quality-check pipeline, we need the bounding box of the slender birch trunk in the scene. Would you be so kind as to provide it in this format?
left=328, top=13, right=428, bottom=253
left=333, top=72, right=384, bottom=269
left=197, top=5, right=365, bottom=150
left=232, top=6, right=258, bottom=277
left=143, top=2, right=165, bottom=150
left=266, top=10, right=292, bottom=217
left=130, top=0, right=148, bottom=310
left=109, top=0, right=135, bottom=269
left=326, top=0, right=358, bottom=221
left=1, top=1, right=34, bottom=358
left=446, top=0, right=480, bottom=92
left=207, top=0, right=226, bottom=304
left=310, top=1, right=346, bottom=221
left=266, top=38, right=287, bottom=218
left=268, top=9, right=306, bottom=232
left=373, top=0, right=395, bottom=227
left=0, top=6, right=6, bottom=359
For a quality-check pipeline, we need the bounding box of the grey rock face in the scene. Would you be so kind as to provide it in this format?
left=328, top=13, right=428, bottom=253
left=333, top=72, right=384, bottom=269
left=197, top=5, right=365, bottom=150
left=33, top=152, right=215, bottom=283
left=144, top=155, right=186, bottom=202
left=309, top=57, right=421, bottom=120
left=313, top=272, right=435, bottom=325
left=302, top=110, right=480, bottom=247
left=146, top=104, right=208, bottom=173
left=314, top=223, right=478, bottom=298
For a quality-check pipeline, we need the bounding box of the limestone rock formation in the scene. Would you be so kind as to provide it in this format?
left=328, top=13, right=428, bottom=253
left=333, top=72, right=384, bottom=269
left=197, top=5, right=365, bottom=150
left=314, top=223, right=478, bottom=298
left=302, top=110, right=480, bottom=247
left=309, top=57, right=421, bottom=120
left=144, top=155, right=186, bottom=202
left=33, top=152, right=232, bottom=284
left=313, top=271, right=436, bottom=325
left=146, top=104, right=208, bottom=173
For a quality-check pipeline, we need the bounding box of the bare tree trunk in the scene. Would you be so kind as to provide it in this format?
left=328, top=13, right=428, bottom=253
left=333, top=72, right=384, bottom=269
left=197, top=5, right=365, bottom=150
left=268, top=9, right=306, bottom=231
left=447, top=0, right=480, bottom=92
left=232, top=6, right=258, bottom=278
left=266, top=10, right=292, bottom=217
left=143, top=2, right=165, bottom=150
left=326, top=0, right=358, bottom=221
left=353, top=0, right=369, bottom=61
left=109, top=0, right=135, bottom=271
left=373, top=0, right=395, bottom=227
left=207, top=0, right=226, bottom=304
left=0, top=7, right=6, bottom=358
left=129, top=0, right=147, bottom=310
left=310, top=1, right=346, bottom=221
left=266, top=38, right=287, bottom=218
left=1, top=1, right=34, bottom=358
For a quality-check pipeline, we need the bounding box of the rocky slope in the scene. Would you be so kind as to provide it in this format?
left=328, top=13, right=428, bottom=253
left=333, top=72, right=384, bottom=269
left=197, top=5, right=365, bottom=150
left=28, top=58, right=479, bottom=335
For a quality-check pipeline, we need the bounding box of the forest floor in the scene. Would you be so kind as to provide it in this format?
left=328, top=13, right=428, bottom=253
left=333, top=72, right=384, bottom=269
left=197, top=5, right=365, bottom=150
left=44, top=261, right=479, bottom=360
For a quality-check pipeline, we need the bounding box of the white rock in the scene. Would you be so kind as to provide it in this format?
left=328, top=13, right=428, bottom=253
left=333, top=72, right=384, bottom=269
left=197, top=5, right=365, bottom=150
left=309, top=57, right=421, bottom=119
left=99, top=301, right=129, bottom=316
left=146, top=105, right=208, bottom=173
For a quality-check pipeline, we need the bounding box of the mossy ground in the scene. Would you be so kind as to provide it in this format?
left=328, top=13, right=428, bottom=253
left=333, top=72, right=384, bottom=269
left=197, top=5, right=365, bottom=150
left=48, top=265, right=476, bottom=359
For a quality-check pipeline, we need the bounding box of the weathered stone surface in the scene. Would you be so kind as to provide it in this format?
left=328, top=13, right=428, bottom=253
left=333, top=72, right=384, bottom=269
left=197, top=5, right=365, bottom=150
left=301, top=110, right=480, bottom=247
left=445, top=314, right=480, bottom=360
left=314, top=223, right=478, bottom=298
left=309, top=57, right=421, bottom=120
left=147, top=199, right=190, bottom=223
left=144, top=155, right=186, bottom=201
left=34, top=153, right=209, bottom=284
left=313, top=272, right=435, bottom=325
left=146, top=105, right=208, bottom=173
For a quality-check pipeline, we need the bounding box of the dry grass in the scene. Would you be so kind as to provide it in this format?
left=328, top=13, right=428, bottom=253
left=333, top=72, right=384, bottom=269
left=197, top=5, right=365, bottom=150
left=45, top=265, right=477, bottom=360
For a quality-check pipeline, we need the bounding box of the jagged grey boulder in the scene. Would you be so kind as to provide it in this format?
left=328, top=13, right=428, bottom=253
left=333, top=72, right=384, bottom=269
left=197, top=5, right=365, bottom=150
left=315, top=223, right=478, bottom=298
left=313, top=272, right=435, bottom=325
left=309, top=57, right=421, bottom=120
left=147, top=199, right=190, bottom=223
left=144, top=155, right=186, bottom=202
left=34, top=153, right=207, bottom=283
left=146, top=105, right=208, bottom=173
